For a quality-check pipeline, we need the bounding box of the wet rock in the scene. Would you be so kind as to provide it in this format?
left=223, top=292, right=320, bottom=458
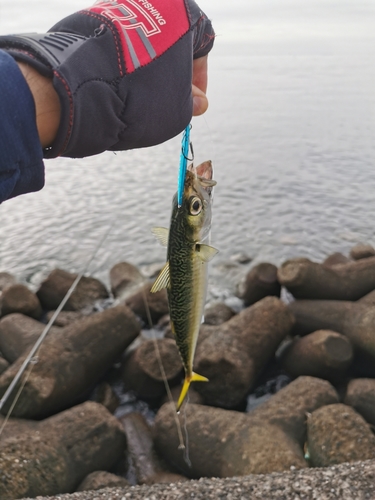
left=194, top=297, right=294, bottom=408
left=203, top=301, right=235, bottom=325
left=0, top=313, right=60, bottom=363
left=122, top=338, right=182, bottom=400
left=237, top=262, right=281, bottom=306
left=45, top=309, right=88, bottom=327
left=110, top=261, right=144, bottom=299
left=350, top=243, right=375, bottom=260
left=278, top=256, right=375, bottom=300
left=37, top=269, right=109, bottom=311
left=0, top=284, right=42, bottom=319
left=0, top=272, right=16, bottom=291
left=126, top=282, right=169, bottom=325
left=322, top=252, right=351, bottom=267
left=91, top=382, right=120, bottom=414
left=307, top=403, right=375, bottom=467
left=76, top=471, right=129, bottom=491
left=0, top=304, right=140, bottom=418
left=345, top=378, right=375, bottom=426
left=230, top=252, right=252, bottom=264
left=280, top=330, right=353, bottom=382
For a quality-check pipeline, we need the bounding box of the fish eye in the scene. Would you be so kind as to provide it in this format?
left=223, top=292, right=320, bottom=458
left=189, top=196, right=202, bottom=215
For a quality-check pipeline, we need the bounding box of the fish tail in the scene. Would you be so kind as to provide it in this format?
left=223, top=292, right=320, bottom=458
left=176, top=372, right=208, bottom=412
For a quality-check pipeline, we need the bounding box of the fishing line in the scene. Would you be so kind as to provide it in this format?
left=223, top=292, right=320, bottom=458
left=0, top=361, right=33, bottom=441
left=0, top=222, right=114, bottom=433
left=140, top=285, right=187, bottom=454
left=181, top=392, right=192, bottom=467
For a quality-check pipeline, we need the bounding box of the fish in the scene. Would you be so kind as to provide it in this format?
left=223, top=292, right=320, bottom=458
left=151, top=160, right=218, bottom=412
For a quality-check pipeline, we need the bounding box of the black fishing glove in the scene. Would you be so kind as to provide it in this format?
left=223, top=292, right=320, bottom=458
left=0, top=0, right=214, bottom=158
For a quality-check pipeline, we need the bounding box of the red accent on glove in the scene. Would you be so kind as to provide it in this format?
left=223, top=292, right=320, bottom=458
left=89, top=0, right=190, bottom=72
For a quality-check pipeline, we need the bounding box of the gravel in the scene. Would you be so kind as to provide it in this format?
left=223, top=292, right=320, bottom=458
left=22, top=459, right=375, bottom=500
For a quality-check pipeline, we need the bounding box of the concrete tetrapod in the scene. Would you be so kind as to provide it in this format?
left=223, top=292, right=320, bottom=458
left=307, top=403, right=375, bottom=467
left=288, top=300, right=375, bottom=368
left=237, top=262, right=281, bottom=306
left=0, top=401, right=126, bottom=499
left=280, top=330, right=353, bottom=382
left=278, top=256, right=375, bottom=300
left=154, top=377, right=339, bottom=478
left=0, top=304, right=140, bottom=418
left=194, top=297, right=294, bottom=408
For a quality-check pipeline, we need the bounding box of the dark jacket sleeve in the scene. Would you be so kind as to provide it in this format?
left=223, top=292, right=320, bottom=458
left=0, top=50, right=44, bottom=203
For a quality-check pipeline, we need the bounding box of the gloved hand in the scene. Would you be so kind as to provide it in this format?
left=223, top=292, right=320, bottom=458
left=0, top=0, right=214, bottom=158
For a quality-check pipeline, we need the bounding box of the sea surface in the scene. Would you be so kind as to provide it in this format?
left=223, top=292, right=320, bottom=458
left=0, top=0, right=374, bottom=298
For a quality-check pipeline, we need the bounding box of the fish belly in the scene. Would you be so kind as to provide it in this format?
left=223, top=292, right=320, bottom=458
left=168, top=248, right=207, bottom=375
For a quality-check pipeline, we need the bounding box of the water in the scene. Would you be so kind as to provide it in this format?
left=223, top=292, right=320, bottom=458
left=0, top=0, right=374, bottom=295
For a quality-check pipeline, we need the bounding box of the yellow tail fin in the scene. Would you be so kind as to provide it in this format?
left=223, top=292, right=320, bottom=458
left=176, top=372, right=208, bottom=412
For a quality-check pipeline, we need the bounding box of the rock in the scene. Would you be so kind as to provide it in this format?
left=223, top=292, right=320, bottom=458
left=280, top=330, right=353, bottom=382
left=122, top=338, right=182, bottom=400
left=307, top=403, right=375, bottom=467
left=278, top=256, right=375, bottom=300
left=120, top=412, right=186, bottom=485
left=194, top=297, right=294, bottom=408
left=0, top=355, right=9, bottom=375
left=125, top=282, right=169, bottom=325
left=322, top=252, right=351, bottom=267
left=37, top=269, right=109, bottom=311
left=45, top=309, right=88, bottom=327
left=154, top=402, right=304, bottom=478
left=345, top=378, right=375, bottom=426
left=0, top=313, right=60, bottom=363
left=0, top=434, right=71, bottom=499
left=0, top=401, right=126, bottom=498
left=203, top=301, right=235, bottom=325
left=350, top=243, right=375, bottom=260
left=0, top=272, right=16, bottom=291
left=109, top=261, right=144, bottom=299
left=154, top=377, right=338, bottom=478
left=161, top=384, right=204, bottom=406
left=249, top=376, right=340, bottom=444
left=0, top=284, right=42, bottom=319
left=42, top=401, right=126, bottom=489
left=76, top=471, right=129, bottom=491
left=91, top=382, right=120, bottom=414
left=0, top=304, right=140, bottom=418
left=237, top=263, right=281, bottom=306
left=288, top=300, right=375, bottom=370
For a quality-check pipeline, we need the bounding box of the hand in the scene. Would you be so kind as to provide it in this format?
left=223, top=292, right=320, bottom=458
left=192, top=56, right=209, bottom=116
left=17, top=54, right=209, bottom=149
left=0, top=0, right=214, bottom=158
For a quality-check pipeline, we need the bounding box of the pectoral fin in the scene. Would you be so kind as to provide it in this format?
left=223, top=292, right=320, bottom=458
left=150, top=261, right=170, bottom=292
left=151, top=227, right=169, bottom=247
left=195, top=244, right=218, bottom=262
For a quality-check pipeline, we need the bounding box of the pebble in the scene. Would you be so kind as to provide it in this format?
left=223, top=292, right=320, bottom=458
left=19, top=459, right=375, bottom=499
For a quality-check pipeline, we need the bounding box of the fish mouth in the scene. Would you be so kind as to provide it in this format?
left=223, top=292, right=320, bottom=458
left=189, top=160, right=216, bottom=194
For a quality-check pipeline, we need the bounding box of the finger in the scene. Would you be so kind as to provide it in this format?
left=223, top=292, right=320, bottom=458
left=192, top=84, right=208, bottom=116
left=192, top=55, right=208, bottom=94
